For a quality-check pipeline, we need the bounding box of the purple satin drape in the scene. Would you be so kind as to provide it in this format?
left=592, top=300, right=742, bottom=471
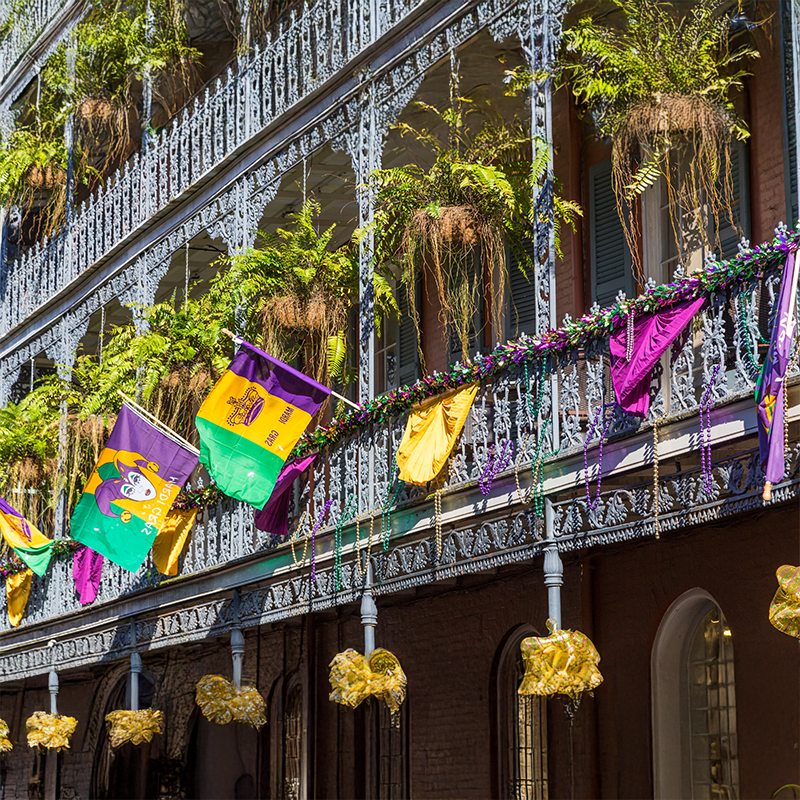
left=610, top=297, right=707, bottom=416
left=255, top=453, right=318, bottom=537
left=73, top=545, right=104, bottom=605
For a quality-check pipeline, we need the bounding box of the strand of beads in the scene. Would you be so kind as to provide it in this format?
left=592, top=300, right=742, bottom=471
left=434, top=488, right=443, bottom=561
left=334, top=494, right=357, bottom=591
left=381, top=458, right=401, bottom=552
left=310, top=500, right=334, bottom=582
left=355, top=511, right=376, bottom=578
left=515, top=433, right=531, bottom=504
left=479, top=439, right=514, bottom=495
left=290, top=511, right=310, bottom=567
left=625, top=309, right=635, bottom=361
left=583, top=403, right=615, bottom=512
left=699, top=365, right=721, bottom=495
left=652, top=414, right=667, bottom=539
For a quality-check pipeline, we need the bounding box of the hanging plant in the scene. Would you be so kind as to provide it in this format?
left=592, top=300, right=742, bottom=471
left=211, top=198, right=398, bottom=385
left=370, top=90, right=580, bottom=365
left=558, top=0, right=760, bottom=279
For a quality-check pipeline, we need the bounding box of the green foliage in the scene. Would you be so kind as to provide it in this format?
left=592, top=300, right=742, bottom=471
left=558, top=0, right=758, bottom=141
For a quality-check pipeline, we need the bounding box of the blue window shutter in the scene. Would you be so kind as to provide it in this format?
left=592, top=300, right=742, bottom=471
left=715, top=144, right=750, bottom=260
left=590, top=160, right=634, bottom=307
left=506, top=237, right=537, bottom=339
left=397, top=277, right=420, bottom=387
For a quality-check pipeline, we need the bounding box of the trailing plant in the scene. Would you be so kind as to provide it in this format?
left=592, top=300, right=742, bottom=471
left=211, top=198, right=398, bottom=384
left=557, top=0, right=760, bottom=278
left=370, top=90, right=579, bottom=364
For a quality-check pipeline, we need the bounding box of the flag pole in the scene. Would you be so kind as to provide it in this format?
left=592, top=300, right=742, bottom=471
left=118, top=391, right=200, bottom=455
left=220, top=328, right=363, bottom=411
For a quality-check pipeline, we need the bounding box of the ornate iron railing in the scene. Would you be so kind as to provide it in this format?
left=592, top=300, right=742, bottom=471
left=0, top=0, right=430, bottom=337
left=4, top=254, right=793, bottom=633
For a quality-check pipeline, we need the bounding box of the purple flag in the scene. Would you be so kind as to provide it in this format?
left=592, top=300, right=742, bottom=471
left=255, top=453, right=318, bottom=536
left=756, top=251, right=799, bottom=485
left=73, top=546, right=104, bottom=604
left=610, top=297, right=707, bottom=416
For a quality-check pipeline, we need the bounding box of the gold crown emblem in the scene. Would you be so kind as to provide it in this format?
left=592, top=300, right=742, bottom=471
left=226, top=386, right=265, bottom=426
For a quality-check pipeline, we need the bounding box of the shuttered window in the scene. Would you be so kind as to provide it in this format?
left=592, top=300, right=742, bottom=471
left=783, top=1, right=799, bottom=225
left=505, top=237, right=537, bottom=339
left=714, top=144, right=750, bottom=260
left=590, top=160, right=634, bottom=308
left=397, top=278, right=420, bottom=388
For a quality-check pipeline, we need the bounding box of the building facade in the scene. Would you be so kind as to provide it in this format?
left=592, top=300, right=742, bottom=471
left=0, top=0, right=798, bottom=798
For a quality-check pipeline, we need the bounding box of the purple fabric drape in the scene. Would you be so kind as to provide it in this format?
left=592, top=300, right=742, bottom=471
left=610, top=297, right=707, bottom=416
left=0, top=496, right=31, bottom=541
left=255, top=453, right=318, bottom=536
left=756, top=251, right=799, bottom=483
left=73, top=545, right=104, bottom=605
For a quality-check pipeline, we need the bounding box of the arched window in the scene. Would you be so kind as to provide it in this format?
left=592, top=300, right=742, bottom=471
left=496, top=626, right=548, bottom=800
left=652, top=589, right=739, bottom=799
left=283, top=684, right=303, bottom=800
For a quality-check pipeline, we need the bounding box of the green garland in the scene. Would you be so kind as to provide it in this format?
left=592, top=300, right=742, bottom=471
left=0, top=538, right=82, bottom=578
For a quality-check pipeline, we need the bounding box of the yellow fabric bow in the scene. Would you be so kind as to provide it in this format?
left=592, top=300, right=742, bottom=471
left=519, top=619, right=603, bottom=700
left=769, top=564, right=800, bottom=638
left=328, top=649, right=407, bottom=718
left=152, top=509, right=197, bottom=576
left=0, top=719, right=13, bottom=752
left=105, top=709, right=164, bottom=748
left=195, top=675, right=266, bottom=728
left=396, top=383, right=479, bottom=485
left=6, top=568, right=33, bottom=627
left=26, top=712, right=78, bottom=751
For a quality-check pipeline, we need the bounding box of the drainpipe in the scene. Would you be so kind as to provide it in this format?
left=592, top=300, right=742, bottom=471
left=361, top=563, right=377, bottom=658
left=231, top=589, right=244, bottom=688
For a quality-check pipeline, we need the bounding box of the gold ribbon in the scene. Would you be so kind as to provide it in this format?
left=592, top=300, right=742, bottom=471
left=519, top=619, right=603, bottom=700
left=0, top=719, right=12, bottom=752
left=104, top=709, right=164, bottom=748
left=769, top=565, right=800, bottom=638
left=195, top=675, right=266, bottom=728
left=328, top=649, right=407, bottom=718
left=26, top=712, right=78, bottom=751
left=6, top=568, right=32, bottom=627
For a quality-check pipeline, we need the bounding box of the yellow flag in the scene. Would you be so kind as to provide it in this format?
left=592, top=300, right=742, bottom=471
left=152, top=509, right=197, bottom=576
left=6, top=569, right=33, bottom=627
left=396, top=383, right=479, bottom=485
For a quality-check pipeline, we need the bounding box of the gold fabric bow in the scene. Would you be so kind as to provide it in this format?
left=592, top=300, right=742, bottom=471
left=0, top=719, right=12, bottom=752
left=195, top=675, right=266, bottom=728
left=769, top=565, right=800, bottom=638
left=328, top=649, right=407, bottom=718
left=105, top=709, right=164, bottom=748
left=519, top=619, right=603, bottom=700
left=26, top=712, right=78, bottom=751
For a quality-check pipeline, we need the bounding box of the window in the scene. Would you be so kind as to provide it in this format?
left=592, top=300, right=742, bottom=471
left=496, top=627, right=548, bottom=800
left=376, top=699, right=410, bottom=800
left=283, top=685, right=303, bottom=800
left=652, top=589, right=739, bottom=800
left=377, top=280, right=418, bottom=393
left=506, top=238, right=537, bottom=340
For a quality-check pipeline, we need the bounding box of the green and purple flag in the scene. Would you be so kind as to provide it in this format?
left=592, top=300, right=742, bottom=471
left=756, top=249, right=799, bottom=484
left=70, top=404, right=198, bottom=572
left=196, top=340, right=330, bottom=507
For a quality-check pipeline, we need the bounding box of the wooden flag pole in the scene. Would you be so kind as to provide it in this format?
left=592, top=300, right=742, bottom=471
left=118, top=391, right=200, bottom=455
left=220, top=328, right=362, bottom=411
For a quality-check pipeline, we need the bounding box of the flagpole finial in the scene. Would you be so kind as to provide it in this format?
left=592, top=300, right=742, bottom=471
left=221, top=328, right=243, bottom=345
left=763, top=481, right=773, bottom=502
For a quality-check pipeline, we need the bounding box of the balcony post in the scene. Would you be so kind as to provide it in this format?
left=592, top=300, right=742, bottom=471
left=361, top=562, right=377, bottom=658
left=130, top=651, right=142, bottom=711
left=231, top=589, right=244, bottom=688
left=543, top=497, right=562, bottom=628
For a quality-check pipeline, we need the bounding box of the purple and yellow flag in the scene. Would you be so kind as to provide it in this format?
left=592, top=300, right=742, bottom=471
left=196, top=340, right=330, bottom=507
left=70, top=404, right=198, bottom=572
left=0, top=497, right=53, bottom=576
left=756, top=250, right=799, bottom=485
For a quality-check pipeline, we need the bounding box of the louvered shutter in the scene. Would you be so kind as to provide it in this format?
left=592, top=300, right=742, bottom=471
left=783, top=1, right=799, bottom=225
left=590, top=160, right=634, bottom=308
left=397, top=278, right=419, bottom=387
left=505, top=237, right=537, bottom=339
left=715, top=144, right=750, bottom=260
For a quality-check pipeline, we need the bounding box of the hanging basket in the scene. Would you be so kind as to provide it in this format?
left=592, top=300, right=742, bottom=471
left=769, top=565, right=800, bottom=638
left=77, top=96, right=118, bottom=124
left=195, top=675, right=266, bottom=728
left=518, top=619, right=603, bottom=701
left=26, top=711, right=77, bottom=751
left=328, top=648, right=407, bottom=721
left=409, top=205, right=481, bottom=252
left=104, top=709, right=164, bottom=748
left=23, top=163, right=67, bottom=191
left=264, top=292, right=332, bottom=332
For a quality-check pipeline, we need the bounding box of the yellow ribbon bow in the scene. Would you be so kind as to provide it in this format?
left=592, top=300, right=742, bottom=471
left=0, top=719, right=13, bottom=752
left=26, top=712, right=78, bottom=751
left=328, top=648, right=407, bottom=719
left=769, top=565, right=800, bottom=638
left=519, top=619, right=603, bottom=700
left=105, top=709, right=164, bottom=748
left=195, top=675, right=266, bottom=728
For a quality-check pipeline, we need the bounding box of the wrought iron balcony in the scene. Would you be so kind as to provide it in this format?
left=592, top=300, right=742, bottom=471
left=2, top=245, right=796, bottom=642
left=0, top=0, right=431, bottom=338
